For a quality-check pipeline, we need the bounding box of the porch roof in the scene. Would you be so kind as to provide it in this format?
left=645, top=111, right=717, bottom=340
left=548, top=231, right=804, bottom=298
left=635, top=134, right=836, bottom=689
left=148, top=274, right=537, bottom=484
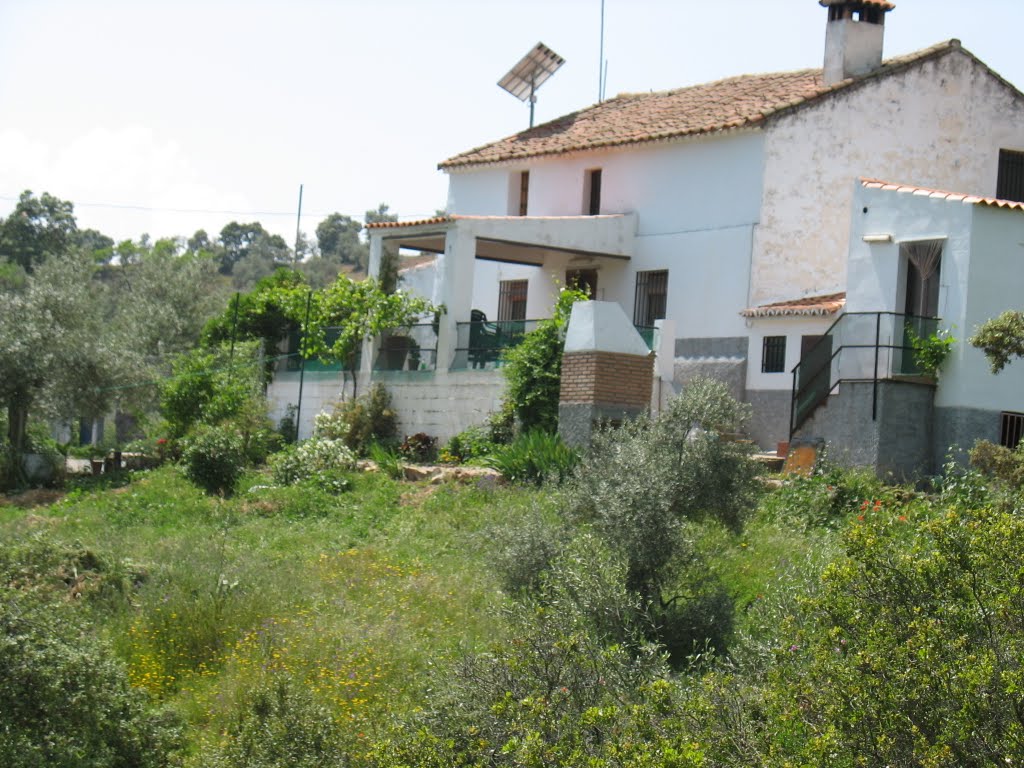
left=860, top=178, right=1024, bottom=212
left=367, top=212, right=637, bottom=266
left=741, top=292, right=846, bottom=318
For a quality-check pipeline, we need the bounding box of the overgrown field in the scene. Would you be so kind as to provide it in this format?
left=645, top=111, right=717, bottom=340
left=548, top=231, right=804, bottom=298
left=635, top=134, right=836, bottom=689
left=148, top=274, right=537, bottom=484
left=5, top=453, right=1024, bottom=767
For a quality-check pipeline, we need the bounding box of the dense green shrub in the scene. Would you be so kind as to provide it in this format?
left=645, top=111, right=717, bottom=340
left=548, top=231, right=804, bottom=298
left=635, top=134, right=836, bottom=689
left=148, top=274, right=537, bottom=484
left=390, top=538, right=668, bottom=767
left=486, top=430, right=579, bottom=486
left=969, top=438, right=1024, bottom=489
left=439, top=424, right=495, bottom=463
left=201, top=674, right=349, bottom=768
left=181, top=424, right=246, bottom=496
left=160, top=342, right=264, bottom=439
left=398, top=432, right=437, bottom=463
left=565, top=378, right=758, bottom=602
left=501, top=288, right=587, bottom=433
left=0, top=589, right=181, bottom=768
left=489, top=503, right=570, bottom=596
left=765, top=504, right=1024, bottom=766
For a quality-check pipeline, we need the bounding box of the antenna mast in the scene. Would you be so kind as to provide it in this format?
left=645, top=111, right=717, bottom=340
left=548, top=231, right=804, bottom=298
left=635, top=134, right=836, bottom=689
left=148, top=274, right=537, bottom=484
left=599, top=0, right=606, bottom=102
left=498, top=42, right=566, bottom=129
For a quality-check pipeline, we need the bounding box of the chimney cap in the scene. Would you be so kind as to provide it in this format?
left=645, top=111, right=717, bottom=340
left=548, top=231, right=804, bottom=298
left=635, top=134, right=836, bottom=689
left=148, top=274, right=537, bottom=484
left=819, top=0, right=895, bottom=9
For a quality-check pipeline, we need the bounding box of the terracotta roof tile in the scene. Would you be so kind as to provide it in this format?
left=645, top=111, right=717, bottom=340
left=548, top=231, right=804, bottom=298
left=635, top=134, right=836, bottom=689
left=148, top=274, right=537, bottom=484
left=741, top=292, right=846, bottom=318
left=860, top=178, right=1024, bottom=212
left=441, top=40, right=965, bottom=170
left=365, top=216, right=452, bottom=230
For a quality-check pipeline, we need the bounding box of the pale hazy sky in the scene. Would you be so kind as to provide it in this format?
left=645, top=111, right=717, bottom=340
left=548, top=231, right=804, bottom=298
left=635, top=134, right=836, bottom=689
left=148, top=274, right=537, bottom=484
left=3, top=0, right=1024, bottom=245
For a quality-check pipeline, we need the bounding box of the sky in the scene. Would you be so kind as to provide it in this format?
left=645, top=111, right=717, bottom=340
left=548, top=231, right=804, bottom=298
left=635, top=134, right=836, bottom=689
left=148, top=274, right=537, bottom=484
left=3, top=0, right=1024, bottom=246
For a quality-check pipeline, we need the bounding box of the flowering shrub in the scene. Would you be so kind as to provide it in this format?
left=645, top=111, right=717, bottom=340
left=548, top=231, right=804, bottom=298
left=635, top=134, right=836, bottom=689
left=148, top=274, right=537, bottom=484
left=311, top=384, right=397, bottom=456
left=268, top=437, right=356, bottom=487
left=312, top=410, right=348, bottom=440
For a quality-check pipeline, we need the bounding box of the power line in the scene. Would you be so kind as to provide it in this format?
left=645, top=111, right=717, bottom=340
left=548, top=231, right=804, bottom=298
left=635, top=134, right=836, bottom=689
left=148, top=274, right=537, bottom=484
left=0, top=194, right=439, bottom=222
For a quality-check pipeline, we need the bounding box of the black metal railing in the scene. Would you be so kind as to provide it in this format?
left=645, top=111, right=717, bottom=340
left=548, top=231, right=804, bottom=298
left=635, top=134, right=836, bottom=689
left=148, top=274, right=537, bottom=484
left=453, top=319, right=539, bottom=370
left=789, top=311, right=940, bottom=438
left=374, top=324, right=439, bottom=371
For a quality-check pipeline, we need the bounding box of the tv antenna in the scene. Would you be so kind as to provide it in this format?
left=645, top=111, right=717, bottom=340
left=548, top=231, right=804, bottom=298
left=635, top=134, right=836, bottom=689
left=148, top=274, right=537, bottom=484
left=498, top=42, right=565, bottom=128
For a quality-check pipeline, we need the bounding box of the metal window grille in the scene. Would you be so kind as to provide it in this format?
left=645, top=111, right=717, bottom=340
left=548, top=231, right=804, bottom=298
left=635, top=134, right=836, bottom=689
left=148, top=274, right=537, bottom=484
left=497, top=279, right=528, bottom=322
left=1001, top=411, right=1024, bottom=450
left=762, top=335, right=787, bottom=373
left=997, top=149, right=1024, bottom=203
left=633, top=270, right=668, bottom=326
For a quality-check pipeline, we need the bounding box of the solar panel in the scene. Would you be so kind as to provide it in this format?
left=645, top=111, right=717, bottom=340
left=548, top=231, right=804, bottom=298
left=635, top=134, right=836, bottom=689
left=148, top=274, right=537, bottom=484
left=498, top=42, right=565, bottom=103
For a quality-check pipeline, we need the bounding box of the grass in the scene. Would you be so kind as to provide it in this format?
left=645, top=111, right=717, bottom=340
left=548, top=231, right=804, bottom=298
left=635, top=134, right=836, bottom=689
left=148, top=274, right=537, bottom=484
left=0, top=464, right=520, bottom=757
left=0, top=460, right=902, bottom=764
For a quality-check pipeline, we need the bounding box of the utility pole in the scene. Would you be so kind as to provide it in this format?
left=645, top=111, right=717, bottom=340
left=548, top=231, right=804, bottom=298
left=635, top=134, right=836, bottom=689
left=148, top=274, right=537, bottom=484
left=294, top=183, right=304, bottom=262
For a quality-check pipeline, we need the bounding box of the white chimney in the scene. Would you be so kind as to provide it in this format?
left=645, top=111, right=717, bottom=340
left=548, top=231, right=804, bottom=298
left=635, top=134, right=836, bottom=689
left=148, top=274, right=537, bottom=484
left=821, top=1, right=894, bottom=87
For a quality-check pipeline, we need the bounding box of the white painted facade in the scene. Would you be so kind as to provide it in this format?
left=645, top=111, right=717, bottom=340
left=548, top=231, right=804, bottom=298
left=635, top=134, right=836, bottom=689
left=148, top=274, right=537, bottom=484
left=755, top=48, right=1024, bottom=306
left=847, top=182, right=1024, bottom=417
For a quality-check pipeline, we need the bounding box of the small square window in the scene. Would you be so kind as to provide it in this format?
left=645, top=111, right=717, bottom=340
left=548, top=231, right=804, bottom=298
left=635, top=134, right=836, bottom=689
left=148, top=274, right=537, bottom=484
left=762, top=336, right=787, bottom=373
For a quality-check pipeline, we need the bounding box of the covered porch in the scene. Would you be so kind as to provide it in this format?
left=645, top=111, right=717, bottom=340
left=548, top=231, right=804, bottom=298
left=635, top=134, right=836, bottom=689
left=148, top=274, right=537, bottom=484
left=364, top=213, right=638, bottom=373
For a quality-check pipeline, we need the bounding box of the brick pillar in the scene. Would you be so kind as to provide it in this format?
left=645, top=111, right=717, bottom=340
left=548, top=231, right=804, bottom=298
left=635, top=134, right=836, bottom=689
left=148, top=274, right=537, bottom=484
left=558, top=301, right=653, bottom=447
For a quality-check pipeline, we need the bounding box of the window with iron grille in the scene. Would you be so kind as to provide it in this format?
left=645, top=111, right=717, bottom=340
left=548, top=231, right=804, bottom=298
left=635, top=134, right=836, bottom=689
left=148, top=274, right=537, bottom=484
left=633, top=270, right=668, bottom=327
left=762, top=335, right=786, bottom=373
left=497, top=279, right=528, bottom=322
left=518, top=171, right=530, bottom=216
left=1000, top=411, right=1024, bottom=450
left=997, top=149, right=1024, bottom=203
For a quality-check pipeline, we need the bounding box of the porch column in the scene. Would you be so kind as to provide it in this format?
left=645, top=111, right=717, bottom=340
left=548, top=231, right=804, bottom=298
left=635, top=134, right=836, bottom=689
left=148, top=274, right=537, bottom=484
left=360, top=233, right=386, bottom=376
left=367, top=234, right=384, bottom=280
left=434, top=226, right=476, bottom=370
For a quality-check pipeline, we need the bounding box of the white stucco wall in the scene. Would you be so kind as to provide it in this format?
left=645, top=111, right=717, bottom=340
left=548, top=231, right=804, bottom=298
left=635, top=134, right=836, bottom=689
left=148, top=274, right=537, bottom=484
left=755, top=48, right=1024, bottom=306
left=444, top=132, right=764, bottom=336
left=955, top=206, right=1024, bottom=412
left=745, top=315, right=836, bottom=391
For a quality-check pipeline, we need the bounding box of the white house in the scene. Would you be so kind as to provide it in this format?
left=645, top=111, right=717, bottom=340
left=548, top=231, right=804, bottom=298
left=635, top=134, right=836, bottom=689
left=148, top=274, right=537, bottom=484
left=284, top=0, right=1024, bottom=464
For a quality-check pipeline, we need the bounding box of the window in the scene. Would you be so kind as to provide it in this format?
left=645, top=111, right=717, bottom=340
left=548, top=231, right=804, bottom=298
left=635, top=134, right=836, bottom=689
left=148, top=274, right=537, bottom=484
left=565, top=268, right=598, bottom=299
left=497, top=279, right=528, bottom=322
left=1001, top=411, right=1024, bottom=450
left=633, top=269, right=668, bottom=326
left=762, top=336, right=787, bottom=373
left=997, top=149, right=1024, bottom=202
left=901, top=240, right=942, bottom=317
left=518, top=171, right=530, bottom=216
left=584, top=168, right=602, bottom=215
